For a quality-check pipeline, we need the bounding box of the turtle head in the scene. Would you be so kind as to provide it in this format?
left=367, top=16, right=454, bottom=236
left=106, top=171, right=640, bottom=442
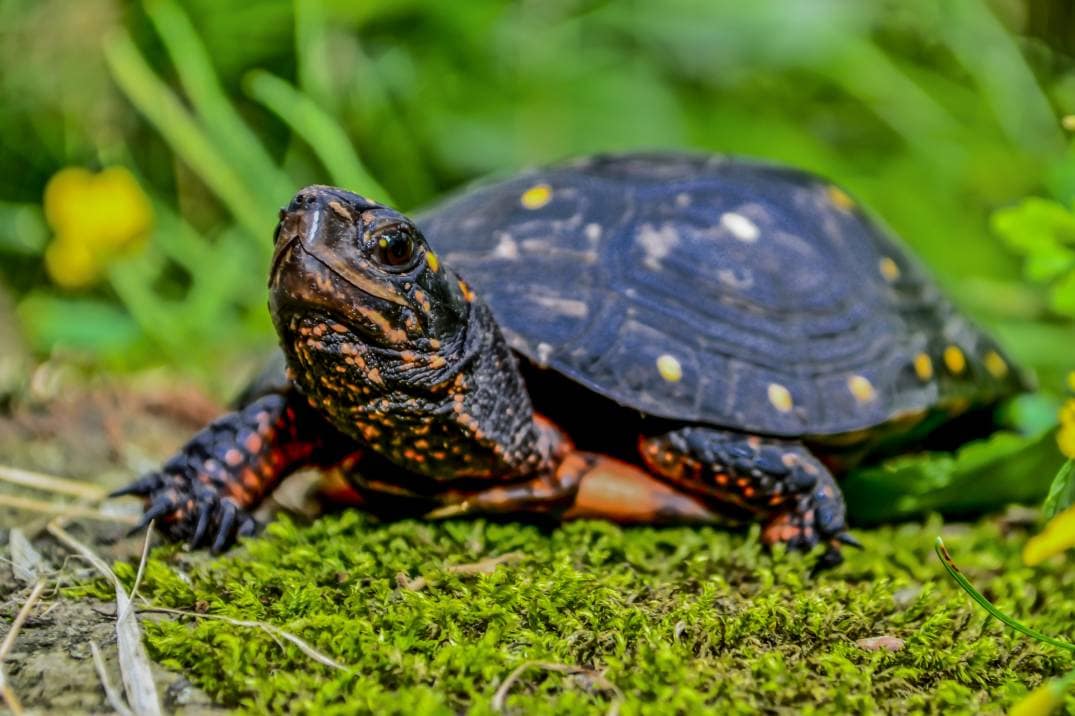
left=269, top=185, right=471, bottom=355
left=268, top=185, right=557, bottom=482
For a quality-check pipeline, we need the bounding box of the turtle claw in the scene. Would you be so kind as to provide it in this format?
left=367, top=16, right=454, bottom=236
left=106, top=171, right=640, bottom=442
left=811, top=545, right=846, bottom=576
left=211, top=501, right=238, bottom=554
left=189, top=502, right=213, bottom=550
left=237, top=516, right=259, bottom=538
left=836, top=532, right=863, bottom=550
left=209, top=502, right=259, bottom=554
left=762, top=486, right=852, bottom=574
left=110, top=473, right=163, bottom=498
left=114, top=467, right=258, bottom=552
left=127, top=495, right=175, bottom=536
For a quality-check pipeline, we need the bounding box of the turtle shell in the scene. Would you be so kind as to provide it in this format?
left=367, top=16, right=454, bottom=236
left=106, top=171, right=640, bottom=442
left=416, top=152, right=1026, bottom=438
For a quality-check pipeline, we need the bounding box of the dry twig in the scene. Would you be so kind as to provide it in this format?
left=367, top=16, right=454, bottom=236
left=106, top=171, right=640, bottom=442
left=138, top=606, right=349, bottom=672
left=0, top=464, right=106, bottom=500
left=0, top=494, right=137, bottom=524
left=91, top=641, right=134, bottom=716
left=492, top=660, right=623, bottom=715
left=397, top=551, right=526, bottom=591
left=0, top=579, right=48, bottom=716
left=118, top=522, right=154, bottom=624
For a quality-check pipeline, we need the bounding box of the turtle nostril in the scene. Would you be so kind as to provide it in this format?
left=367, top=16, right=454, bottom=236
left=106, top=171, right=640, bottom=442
left=285, top=188, right=334, bottom=216
left=287, top=191, right=317, bottom=212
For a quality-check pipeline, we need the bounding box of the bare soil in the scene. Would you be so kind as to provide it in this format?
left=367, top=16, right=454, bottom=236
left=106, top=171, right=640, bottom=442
left=0, top=372, right=228, bottom=714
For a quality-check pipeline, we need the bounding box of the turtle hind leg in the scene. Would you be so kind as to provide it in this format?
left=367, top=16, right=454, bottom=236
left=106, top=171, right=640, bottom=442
left=639, top=427, right=855, bottom=570
left=426, top=451, right=725, bottom=525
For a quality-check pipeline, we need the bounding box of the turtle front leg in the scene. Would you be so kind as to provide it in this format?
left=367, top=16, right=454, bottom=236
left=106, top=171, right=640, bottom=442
left=112, top=392, right=360, bottom=551
left=639, top=428, right=857, bottom=570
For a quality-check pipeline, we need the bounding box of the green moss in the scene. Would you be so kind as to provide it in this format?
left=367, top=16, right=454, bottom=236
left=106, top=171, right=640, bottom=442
left=112, top=513, right=1075, bottom=714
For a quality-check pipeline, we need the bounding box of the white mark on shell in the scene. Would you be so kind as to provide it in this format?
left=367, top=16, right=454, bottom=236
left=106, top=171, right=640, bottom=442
left=536, top=342, right=554, bottom=366
left=492, top=232, right=519, bottom=259
left=529, top=294, right=589, bottom=318
left=720, top=212, right=760, bottom=242
left=718, top=268, right=754, bottom=289
left=637, top=223, right=680, bottom=270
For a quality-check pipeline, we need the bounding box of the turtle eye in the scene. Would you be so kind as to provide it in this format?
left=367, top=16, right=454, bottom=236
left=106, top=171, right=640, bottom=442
left=374, top=224, right=417, bottom=268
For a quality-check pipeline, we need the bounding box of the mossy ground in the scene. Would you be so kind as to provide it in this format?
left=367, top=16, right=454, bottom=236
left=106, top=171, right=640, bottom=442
left=79, top=511, right=1075, bottom=714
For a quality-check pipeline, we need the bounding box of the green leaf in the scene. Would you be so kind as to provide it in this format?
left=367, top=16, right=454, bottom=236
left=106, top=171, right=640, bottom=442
left=935, top=537, right=1075, bottom=653
left=1025, top=245, right=1075, bottom=283
left=0, top=202, right=47, bottom=255
left=998, top=392, right=1065, bottom=435
left=17, top=292, right=140, bottom=353
left=102, top=30, right=273, bottom=242
left=937, top=0, right=1064, bottom=155
left=1050, top=270, right=1075, bottom=318
left=843, top=426, right=1065, bottom=524
left=1043, top=460, right=1075, bottom=519
left=991, top=197, right=1075, bottom=255
left=142, top=0, right=293, bottom=205
left=243, top=69, right=393, bottom=203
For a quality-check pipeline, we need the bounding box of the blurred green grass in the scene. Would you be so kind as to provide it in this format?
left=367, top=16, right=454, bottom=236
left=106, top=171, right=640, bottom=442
left=1, top=0, right=1075, bottom=395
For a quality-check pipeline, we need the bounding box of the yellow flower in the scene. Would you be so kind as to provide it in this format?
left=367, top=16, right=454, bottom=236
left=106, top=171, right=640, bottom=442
left=1010, top=679, right=1067, bottom=716
left=42, top=166, right=153, bottom=288
left=1023, top=504, right=1075, bottom=566
left=1061, top=426, right=1075, bottom=461
left=1060, top=398, right=1075, bottom=459
left=44, top=235, right=101, bottom=289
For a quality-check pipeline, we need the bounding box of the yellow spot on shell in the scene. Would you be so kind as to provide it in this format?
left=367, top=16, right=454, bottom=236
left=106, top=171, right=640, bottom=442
left=426, top=250, right=440, bottom=272
left=767, top=383, right=793, bottom=413
left=913, top=353, right=934, bottom=381
left=827, top=185, right=855, bottom=211
left=520, top=183, right=553, bottom=210
left=847, top=375, right=876, bottom=403
left=656, top=354, right=682, bottom=383
left=879, top=257, right=901, bottom=282
left=943, top=345, right=966, bottom=375
left=983, top=350, right=1008, bottom=379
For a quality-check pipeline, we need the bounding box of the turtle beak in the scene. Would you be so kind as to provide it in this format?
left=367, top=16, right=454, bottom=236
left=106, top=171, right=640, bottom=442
left=270, top=207, right=304, bottom=285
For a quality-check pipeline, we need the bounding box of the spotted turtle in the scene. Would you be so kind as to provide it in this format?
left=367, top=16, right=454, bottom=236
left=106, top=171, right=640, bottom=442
left=115, top=152, right=1028, bottom=569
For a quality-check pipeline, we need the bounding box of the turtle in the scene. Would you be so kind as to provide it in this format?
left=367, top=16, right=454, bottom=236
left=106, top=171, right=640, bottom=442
left=113, top=151, right=1028, bottom=569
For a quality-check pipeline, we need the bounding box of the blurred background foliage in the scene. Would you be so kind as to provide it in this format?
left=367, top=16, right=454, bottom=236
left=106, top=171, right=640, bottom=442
left=2, top=0, right=1075, bottom=400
